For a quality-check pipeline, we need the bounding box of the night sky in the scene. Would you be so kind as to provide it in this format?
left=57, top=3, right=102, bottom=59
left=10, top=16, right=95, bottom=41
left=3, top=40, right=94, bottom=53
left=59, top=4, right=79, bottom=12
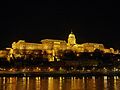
left=0, top=0, right=120, bottom=49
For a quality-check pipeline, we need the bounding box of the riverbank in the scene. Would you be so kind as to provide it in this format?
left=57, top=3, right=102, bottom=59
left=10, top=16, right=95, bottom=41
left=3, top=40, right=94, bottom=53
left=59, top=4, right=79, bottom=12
left=0, top=71, right=120, bottom=77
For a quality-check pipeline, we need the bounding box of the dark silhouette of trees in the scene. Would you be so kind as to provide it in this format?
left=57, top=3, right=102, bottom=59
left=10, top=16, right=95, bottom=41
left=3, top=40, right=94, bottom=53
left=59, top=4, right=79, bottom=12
left=61, top=50, right=77, bottom=61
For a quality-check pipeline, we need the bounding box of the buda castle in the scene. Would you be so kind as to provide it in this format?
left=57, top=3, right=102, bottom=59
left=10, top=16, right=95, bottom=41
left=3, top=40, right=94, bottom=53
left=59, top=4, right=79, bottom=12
left=0, top=32, right=118, bottom=60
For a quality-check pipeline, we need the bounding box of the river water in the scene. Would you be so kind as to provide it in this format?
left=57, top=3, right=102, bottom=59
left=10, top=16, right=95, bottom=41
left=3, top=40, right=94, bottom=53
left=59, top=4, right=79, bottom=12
left=0, top=76, right=120, bottom=90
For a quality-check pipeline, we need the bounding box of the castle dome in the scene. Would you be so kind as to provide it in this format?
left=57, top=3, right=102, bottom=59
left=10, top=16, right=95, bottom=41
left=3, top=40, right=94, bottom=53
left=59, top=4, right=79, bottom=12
left=68, top=32, right=75, bottom=38
left=68, top=31, right=76, bottom=45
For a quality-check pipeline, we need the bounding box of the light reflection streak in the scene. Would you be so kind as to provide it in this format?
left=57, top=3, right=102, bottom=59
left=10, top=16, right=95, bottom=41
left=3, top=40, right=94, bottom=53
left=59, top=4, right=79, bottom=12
left=48, top=77, right=53, bottom=90
left=3, top=77, right=5, bottom=84
left=104, top=76, right=107, bottom=90
left=114, top=76, right=117, bottom=90
left=9, top=77, right=13, bottom=90
left=82, top=77, right=85, bottom=89
left=22, top=77, right=27, bottom=90
left=92, top=76, right=95, bottom=85
left=27, top=77, right=29, bottom=90
left=59, top=77, right=63, bottom=90
left=35, top=77, right=40, bottom=90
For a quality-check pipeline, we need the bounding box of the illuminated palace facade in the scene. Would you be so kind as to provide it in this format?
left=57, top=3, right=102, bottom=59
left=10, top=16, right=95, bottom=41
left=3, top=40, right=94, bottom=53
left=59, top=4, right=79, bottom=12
left=0, top=32, right=118, bottom=61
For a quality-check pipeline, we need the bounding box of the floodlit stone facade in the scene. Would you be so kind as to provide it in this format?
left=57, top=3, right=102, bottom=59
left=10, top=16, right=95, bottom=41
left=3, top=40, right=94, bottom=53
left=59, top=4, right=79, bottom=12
left=0, top=32, right=119, bottom=60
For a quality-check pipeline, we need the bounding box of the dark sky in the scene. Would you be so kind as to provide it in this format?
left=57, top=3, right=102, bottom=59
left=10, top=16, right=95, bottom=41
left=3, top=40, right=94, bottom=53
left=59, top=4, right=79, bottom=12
left=0, top=0, right=120, bottom=49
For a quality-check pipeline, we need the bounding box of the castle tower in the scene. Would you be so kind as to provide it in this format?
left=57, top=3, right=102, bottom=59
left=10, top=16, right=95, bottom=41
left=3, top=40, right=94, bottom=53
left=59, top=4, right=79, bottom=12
left=68, top=31, right=76, bottom=45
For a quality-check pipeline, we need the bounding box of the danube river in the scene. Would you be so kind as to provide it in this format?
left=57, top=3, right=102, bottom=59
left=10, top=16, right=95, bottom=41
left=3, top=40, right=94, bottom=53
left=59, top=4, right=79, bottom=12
left=0, top=76, right=120, bottom=90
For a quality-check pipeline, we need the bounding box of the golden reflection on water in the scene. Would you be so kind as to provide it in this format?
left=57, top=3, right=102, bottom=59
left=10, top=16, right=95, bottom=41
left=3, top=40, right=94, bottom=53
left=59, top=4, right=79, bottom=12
left=35, top=77, right=40, bottom=90
left=0, top=76, right=120, bottom=90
